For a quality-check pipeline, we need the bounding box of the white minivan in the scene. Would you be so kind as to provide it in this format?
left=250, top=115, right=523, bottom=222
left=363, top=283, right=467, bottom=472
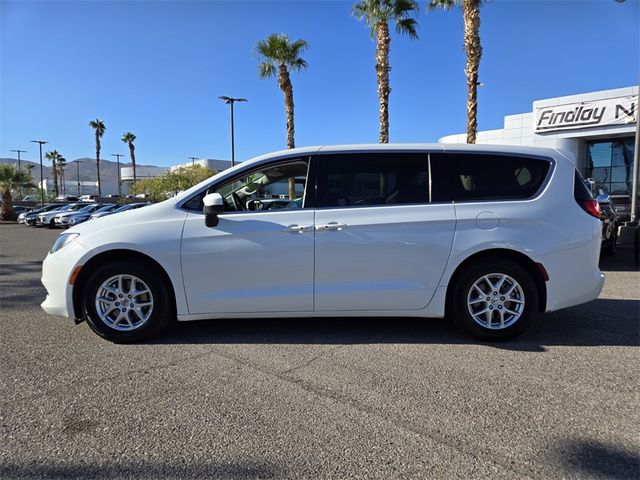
left=41, top=144, right=604, bottom=342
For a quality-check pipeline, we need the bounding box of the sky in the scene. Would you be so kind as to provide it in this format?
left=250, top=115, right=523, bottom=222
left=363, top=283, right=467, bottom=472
left=1, top=0, right=639, bottom=167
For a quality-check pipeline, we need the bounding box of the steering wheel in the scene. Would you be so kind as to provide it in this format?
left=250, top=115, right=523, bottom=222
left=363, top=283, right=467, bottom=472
left=246, top=199, right=264, bottom=211
left=231, top=192, right=246, bottom=211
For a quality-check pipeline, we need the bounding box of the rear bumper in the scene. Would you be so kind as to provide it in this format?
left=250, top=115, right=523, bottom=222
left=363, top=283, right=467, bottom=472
left=543, top=221, right=605, bottom=312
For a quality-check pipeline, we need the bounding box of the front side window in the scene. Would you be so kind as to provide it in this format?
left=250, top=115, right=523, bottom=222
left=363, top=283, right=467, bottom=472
left=315, top=153, right=429, bottom=208
left=182, top=160, right=309, bottom=213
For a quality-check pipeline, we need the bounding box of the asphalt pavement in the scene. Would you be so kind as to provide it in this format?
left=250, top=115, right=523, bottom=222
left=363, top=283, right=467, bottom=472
left=1, top=224, right=638, bottom=479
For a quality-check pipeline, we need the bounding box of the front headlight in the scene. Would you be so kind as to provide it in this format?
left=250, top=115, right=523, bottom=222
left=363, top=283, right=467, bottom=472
left=50, top=233, right=80, bottom=254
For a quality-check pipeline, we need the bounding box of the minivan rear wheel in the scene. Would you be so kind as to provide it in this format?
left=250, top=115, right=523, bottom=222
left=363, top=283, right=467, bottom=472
left=451, top=258, right=538, bottom=341
left=82, top=261, right=174, bottom=343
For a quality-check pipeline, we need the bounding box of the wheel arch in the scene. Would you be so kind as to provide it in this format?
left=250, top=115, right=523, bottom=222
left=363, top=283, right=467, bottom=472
left=444, top=248, right=547, bottom=315
left=72, top=249, right=177, bottom=320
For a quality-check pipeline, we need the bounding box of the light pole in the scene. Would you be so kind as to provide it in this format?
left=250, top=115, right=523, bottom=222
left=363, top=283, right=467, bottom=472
left=218, top=96, right=247, bottom=167
left=30, top=140, right=48, bottom=206
left=188, top=156, right=198, bottom=166
left=112, top=154, right=124, bottom=198
left=74, top=160, right=81, bottom=196
left=10, top=149, right=27, bottom=198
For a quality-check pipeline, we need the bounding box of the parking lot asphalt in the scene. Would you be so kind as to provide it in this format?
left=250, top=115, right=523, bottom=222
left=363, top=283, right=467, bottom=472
left=0, top=224, right=638, bottom=480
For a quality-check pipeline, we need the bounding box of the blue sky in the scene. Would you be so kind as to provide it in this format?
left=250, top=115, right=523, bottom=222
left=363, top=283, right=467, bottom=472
left=1, top=0, right=638, bottom=167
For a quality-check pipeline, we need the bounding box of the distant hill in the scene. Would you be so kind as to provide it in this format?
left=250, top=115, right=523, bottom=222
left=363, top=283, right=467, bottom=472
left=0, top=157, right=168, bottom=183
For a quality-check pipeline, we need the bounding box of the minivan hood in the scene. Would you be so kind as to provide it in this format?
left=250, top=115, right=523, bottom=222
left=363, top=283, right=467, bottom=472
left=67, top=202, right=165, bottom=236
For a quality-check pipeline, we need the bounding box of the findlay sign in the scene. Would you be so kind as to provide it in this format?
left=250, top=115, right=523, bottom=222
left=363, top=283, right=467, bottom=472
left=535, top=95, right=637, bottom=133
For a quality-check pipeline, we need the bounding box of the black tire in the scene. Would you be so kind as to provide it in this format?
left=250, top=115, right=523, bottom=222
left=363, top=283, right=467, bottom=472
left=602, top=229, right=617, bottom=256
left=48, top=219, right=56, bottom=229
left=82, top=260, right=174, bottom=343
left=450, top=258, right=539, bottom=341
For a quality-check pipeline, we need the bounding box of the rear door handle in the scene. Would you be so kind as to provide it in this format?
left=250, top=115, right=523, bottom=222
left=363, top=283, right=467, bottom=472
left=315, top=222, right=347, bottom=231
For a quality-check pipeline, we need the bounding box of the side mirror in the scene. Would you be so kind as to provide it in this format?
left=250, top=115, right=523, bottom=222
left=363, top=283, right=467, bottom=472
left=596, top=194, right=610, bottom=205
left=203, top=192, right=224, bottom=227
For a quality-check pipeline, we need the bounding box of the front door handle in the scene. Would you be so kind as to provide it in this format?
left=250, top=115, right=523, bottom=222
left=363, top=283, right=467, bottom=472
left=315, top=222, right=347, bottom=231
left=283, top=224, right=311, bottom=233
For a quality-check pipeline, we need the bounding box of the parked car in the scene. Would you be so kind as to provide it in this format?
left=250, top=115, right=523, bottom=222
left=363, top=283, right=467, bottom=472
left=21, top=195, right=41, bottom=202
left=79, top=204, right=121, bottom=223
left=55, top=195, right=80, bottom=202
left=584, top=178, right=618, bottom=255
left=55, top=203, right=115, bottom=228
left=37, top=203, right=88, bottom=228
left=610, top=194, right=632, bottom=222
left=42, top=144, right=604, bottom=343
left=597, top=195, right=619, bottom=255
left=79, top=195, right=98, bottom=202
left=22, top=204, right=62, bottom=226
left=89, top=202, right=149, bottom=220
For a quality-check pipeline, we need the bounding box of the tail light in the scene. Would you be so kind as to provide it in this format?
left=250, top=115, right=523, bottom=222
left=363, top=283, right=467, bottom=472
left=581, top=199, right=601, bottom=219
left=574, top=171, right=601, bottom=219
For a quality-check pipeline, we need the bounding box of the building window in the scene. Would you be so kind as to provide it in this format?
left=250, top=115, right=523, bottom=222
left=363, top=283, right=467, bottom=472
left=586, top=138, right=636, bottom=195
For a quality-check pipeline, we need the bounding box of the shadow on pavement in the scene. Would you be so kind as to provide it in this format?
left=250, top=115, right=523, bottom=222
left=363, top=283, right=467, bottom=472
left=599, top=246, right=640, bottom=272
left=150, top=298, right=639, bottom=351
left=0, top=460, right=281, bottom=480
left=553, top=438, right=640, bottom=480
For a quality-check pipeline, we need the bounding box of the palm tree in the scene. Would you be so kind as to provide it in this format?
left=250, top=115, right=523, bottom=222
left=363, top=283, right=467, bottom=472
left=122, top=132, right=137, bottom=184
left=89, top=119, right=106, bottom=195
left=353, top=0, right=419, bottom=144
left=256, top=34, right=308, bottom=151
left=56, top=156, right=67, bottom=195
left=429, top=0, right=484, bottom=144
left=44, top=150, right=61, bottom=197
left=256, top=33, right=308, bottom=200
left=0, top=165, right=31, bottom=220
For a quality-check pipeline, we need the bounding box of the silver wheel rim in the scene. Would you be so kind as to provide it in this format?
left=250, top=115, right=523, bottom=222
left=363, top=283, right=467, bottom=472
left=95, top=274, right=154, bottom=331
left=467, top=273, right=525, bottom=330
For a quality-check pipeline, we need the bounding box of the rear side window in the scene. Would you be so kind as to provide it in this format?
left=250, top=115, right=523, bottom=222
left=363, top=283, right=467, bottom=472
left=439, top=153, right=551, bottom=201
left=315, top=153, right=429, bottom=208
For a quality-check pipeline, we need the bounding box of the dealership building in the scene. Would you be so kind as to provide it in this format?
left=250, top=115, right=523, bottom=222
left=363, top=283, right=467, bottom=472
left=440, top=86, right=638, bottom=196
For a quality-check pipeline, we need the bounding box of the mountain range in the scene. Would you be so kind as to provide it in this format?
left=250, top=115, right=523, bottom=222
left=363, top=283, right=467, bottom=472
left=0, top=157, right=167, bottom=183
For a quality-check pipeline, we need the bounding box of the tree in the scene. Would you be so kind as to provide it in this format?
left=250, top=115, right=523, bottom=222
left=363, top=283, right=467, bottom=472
left=122, top=132, right=137, bottom=184
left=0, top=165, right=31, bottom=220
left=256, top=33, right=308, bottom=199
left=130, top=164, right=215, bottom=203
left=429, top=0, right=484, bottom=144
left=56, top=156, right=67, bottom=195
left=353, top=0, right=419, bottom=143
left=44, top=150, right=61, bottom=197
left=89, top=119, right=106, bottom=196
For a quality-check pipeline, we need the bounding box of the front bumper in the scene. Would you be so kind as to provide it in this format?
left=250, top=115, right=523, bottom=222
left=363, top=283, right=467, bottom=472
left=41, top=239, right=88, bottom=319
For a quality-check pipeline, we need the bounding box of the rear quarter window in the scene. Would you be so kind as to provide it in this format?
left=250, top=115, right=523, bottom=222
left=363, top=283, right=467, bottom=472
left=436, top=153, right=552, bottom=202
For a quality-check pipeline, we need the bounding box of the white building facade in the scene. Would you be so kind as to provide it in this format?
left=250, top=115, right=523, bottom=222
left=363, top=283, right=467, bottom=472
left=170, top=158, right=231, bottom=172
left=440, top=86, right=638, bottom=196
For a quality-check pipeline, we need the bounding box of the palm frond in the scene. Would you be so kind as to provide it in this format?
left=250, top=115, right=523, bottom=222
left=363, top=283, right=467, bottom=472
left=89, top=118, right=106, bottom=136
left=290, top=58, right=308, bottom=72
left=122, top=132, right=136, bottom=143
left=428, top=0, right=459, bottom=11
left=256, top=33, right=308, bottom=72
left=259, top=62, right=276, bottom=79
left=396, top=17, right=418, bottom=39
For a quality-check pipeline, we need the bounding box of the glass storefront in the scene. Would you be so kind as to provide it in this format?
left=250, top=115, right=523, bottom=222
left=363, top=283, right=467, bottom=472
left=586, top=137, right=636, bottom=195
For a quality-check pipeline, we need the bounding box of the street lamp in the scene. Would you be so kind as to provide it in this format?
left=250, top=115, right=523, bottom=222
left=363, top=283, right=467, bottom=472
left=218, top=96, right=247, bottom=167
left=30, top=140, right=48, bottom=206
left=112, top=154, right=124, bottom=198
left=10, top=149, right=27, bottom=198
left=188, top=156, right=198, bottom=166
left=74, top=160, right=81, bottom=196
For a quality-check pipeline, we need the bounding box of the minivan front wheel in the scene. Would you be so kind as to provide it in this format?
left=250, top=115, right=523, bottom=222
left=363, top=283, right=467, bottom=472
left=451, top=258, right=538, bottom=340
left=82, top=261, right=174, bottom=343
